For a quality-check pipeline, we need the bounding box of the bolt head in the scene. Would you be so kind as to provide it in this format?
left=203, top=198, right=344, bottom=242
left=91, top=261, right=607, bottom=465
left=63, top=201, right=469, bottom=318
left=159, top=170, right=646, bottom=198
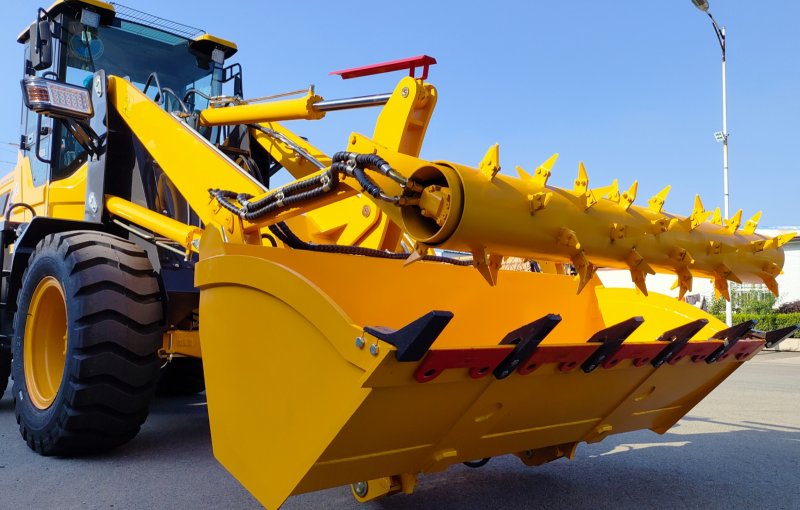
left=94, top=75, right=103, bottom=97
left=353, top=481, right=368, bottom=497
left=401, top=87, right=409, bottom=98
left=87, top=192, right=98, bottom=214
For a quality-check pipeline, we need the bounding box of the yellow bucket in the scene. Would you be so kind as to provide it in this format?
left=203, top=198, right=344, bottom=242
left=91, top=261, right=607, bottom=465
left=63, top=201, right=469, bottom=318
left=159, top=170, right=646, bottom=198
left=195, top=228, right=763, bottom=509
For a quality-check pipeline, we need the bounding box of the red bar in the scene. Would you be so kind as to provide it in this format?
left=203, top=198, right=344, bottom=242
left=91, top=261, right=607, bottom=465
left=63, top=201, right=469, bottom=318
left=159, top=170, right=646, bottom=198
left=517, top=344, right=598, bottom=375
left=601, top=343, right=668, bottom=369
left=668, top=341, right=723, bottom=365
left=717, top=338, right=764, bottom=362
left=414, top=346, right=512, bottom=383
left=330, top=55, right=437, bottom=80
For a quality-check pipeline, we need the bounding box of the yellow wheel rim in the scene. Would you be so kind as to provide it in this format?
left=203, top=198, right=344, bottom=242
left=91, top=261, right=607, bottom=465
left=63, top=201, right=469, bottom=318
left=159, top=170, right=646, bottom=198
left=23, top=276, right=68, bottom=410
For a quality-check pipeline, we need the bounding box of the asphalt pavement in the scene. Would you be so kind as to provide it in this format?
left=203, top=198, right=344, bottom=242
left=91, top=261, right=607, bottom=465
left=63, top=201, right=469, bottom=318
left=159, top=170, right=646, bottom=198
left=1, top=351, right=799, bottom=509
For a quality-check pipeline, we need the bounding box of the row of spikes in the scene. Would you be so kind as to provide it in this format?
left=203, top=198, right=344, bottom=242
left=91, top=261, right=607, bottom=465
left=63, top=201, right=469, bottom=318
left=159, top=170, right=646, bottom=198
left=472, top=145, right=795, bottom=299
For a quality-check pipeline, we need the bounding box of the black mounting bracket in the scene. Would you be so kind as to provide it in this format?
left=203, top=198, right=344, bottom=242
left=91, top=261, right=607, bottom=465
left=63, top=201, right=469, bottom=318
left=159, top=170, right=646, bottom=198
left=364, top=310, right=453, bottom=362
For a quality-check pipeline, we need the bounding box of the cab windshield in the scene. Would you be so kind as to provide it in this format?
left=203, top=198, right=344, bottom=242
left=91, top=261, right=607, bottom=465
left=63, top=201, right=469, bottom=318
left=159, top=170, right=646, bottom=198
left=62, top=16, right=222, bottom=111
left=48, top=14, right=223, bottom=179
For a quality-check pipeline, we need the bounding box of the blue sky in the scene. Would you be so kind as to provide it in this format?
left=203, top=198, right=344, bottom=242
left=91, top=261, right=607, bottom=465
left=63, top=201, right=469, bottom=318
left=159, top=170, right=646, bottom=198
left=1, top=1, right=798, bottom=227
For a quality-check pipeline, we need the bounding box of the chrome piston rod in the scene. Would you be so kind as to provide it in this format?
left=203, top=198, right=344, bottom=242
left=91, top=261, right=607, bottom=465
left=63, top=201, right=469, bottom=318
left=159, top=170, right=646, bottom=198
left=313, top=93, right=392, bottom=112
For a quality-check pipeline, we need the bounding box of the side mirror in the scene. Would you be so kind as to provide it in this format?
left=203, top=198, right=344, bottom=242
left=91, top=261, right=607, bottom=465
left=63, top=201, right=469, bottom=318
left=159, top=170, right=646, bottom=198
left=234, top=73, right=243, bottom=98
left=29, top=13, right=52, bottom=71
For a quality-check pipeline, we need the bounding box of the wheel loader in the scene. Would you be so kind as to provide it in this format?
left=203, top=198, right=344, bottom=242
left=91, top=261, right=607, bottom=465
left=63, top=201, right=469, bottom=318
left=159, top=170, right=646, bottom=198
left=0, top=1, right=797, bottom=508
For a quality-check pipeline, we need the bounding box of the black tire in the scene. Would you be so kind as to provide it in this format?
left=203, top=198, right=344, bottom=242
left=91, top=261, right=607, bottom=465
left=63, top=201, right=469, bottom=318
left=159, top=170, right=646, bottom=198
left=0, top=344, right=10, bottom=401
left=12, top=231, right=164, bottom=455
left=156, top=357, right=205, bottom=396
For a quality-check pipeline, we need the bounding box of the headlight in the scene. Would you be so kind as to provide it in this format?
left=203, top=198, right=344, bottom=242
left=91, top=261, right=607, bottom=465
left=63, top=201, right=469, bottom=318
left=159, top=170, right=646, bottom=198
left=21, top=76, right=93, bottom=120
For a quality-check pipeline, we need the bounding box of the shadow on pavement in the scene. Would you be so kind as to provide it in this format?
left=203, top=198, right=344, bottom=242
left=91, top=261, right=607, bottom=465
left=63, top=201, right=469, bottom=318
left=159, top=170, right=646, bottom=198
left=353, top=420, right=800, bottom=510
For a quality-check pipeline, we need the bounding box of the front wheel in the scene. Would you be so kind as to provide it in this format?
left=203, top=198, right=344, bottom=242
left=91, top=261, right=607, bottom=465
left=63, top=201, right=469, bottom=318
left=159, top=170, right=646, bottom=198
left=12, top=231, right=164, bottom=455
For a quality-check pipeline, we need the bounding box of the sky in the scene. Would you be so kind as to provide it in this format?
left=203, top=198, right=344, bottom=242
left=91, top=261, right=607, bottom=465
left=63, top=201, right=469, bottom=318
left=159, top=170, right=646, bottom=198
left=0, top=0, right=798, bottom=227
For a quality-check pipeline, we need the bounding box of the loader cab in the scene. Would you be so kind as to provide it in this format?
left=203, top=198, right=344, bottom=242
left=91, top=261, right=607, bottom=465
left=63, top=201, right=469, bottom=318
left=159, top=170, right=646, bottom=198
left=17, top=0, right=238, bottom=205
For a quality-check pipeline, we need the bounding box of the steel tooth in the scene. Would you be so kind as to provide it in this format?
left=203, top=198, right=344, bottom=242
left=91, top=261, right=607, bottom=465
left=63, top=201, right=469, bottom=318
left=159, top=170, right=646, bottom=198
left=471, top=247, right=502, bottom=286
left=742, top=211, right=762, bottom=235
left=403, top=249, right=425, bottom=267
left=716, top=263, right=742, bottom=284
left=620, top=181, right=638, bottom=210
left=761, top=274, right=779, bottom=297
left=686, top=195, right=712, bottom=230
left=725, top=209, right=743, bottom=234
left=706, top=320, right=758, bottom=363
left=626, top=248, right=655, bottom=275
left=527, top=191, right=552, bottom=214
left=573, top=162, right=589, bottom=195
left=710, top=207, right=723, bottom=225
left=651, top=318, right=709, bottom=367
left=626, top=247, right=654, bottom=296
left=609, top=223, right=626, bottom=242
left=557, top=227, right=581, bottom=250
left=581, top=317, right=645, bottom=373
left=532, top=153, right=559, bottom=187
left=763, top=325, right=800, bottom=349
left=572, top=252, right=596, bottom=294
left=669, top=246, right=695, bottom=265
left=647, top=185, right=671, bottom=213
left=762, top=261, right=782, bottom=277
left=582, top=190, right=599, bottom=210
left=516, top=165, right=532, bottom=181
left=771, top=232, right=796, bottom=249
left=672, top=267, right=693, bottom=301
left=630, top=269, right=649, bottom=296
left=364, top=310, right=454, bottom=362
left=651, top=217, right=669, bottom=234
left=602, top=179, right=620, bottom=202
left=714, top=277, right=731, bottom=301
left=591, top=179, right=620, bottom=203
left=479, top=143, right=501, bottom=180
left=750, top=239, right=766, bottom=252
left=494, top=314, right=562, bottom=379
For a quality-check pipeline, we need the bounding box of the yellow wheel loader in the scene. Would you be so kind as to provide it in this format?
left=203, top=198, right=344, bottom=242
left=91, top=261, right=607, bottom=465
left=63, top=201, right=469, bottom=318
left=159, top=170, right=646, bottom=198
left=0, top=1, right=797, bottom=507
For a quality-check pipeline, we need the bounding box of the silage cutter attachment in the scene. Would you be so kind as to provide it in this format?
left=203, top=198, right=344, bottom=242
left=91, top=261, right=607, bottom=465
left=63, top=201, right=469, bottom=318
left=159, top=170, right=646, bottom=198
left=195, top=235, right=798, bottom=508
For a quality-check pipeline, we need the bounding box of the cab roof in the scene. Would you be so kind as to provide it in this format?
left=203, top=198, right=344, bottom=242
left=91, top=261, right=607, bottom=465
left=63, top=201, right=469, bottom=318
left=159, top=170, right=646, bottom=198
left=17, top=0, right=237, bottom=58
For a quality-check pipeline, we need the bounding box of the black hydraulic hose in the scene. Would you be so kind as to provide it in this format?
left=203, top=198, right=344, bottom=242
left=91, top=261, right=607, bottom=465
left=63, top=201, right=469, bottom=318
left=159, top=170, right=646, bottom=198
left=208, top=150, right=473, bottom=264
left=242, top=170, right=335, bottom=212
left=269, top=221, right=472, bottom=266
left=353, top=167, right=383, bottom=199
left=209, top=167, right=339, bottom=221
left=332, top=151, right=407, bottom=186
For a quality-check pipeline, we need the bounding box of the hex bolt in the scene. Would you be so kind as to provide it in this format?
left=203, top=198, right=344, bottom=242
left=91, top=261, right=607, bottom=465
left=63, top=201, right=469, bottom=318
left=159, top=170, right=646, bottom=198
left=401, top=87, right=409, bottom=98
left=369, top=343, right=379, bottom=356
left=355, top=337, right=365, bottom=349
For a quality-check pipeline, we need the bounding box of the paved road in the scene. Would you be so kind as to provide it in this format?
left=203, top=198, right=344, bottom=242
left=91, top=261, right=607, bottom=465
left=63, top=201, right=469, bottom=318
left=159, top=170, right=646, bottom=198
left=2, top=351, right=799, bottom=509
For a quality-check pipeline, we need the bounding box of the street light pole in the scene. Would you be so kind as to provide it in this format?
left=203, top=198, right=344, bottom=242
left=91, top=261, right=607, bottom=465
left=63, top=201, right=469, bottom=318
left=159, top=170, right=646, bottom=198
left=692, top=0, right=733, bottom=326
